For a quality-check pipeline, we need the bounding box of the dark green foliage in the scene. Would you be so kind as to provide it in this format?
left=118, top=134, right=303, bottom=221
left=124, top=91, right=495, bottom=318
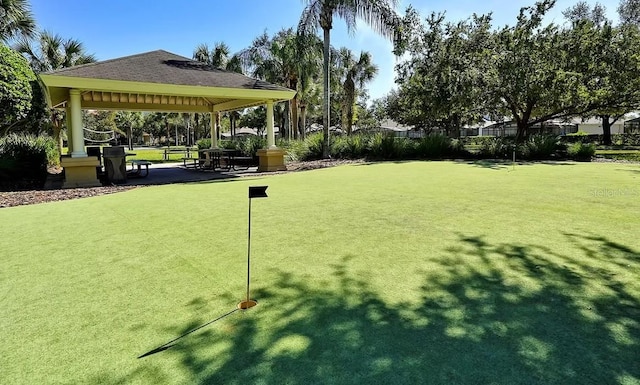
left=196, top=138, right=211, bottom=149
left=520, top=135, right=562, bottom=160
left=238, top=136, right=266, bottom=157
left=560, top=133, right=640, bottom=146
left=329, top=136, right=351, bottom=159
left=598, top=152, right=640, bottom=162
left=415, top=134, right=453, bottom=159
left=567, top=142, right=596, bottom=160
left=478, top=137, right=516, bottom=159
left=367, top=132, right=402, bottom=159
left=0, top=134, right=58, bottom=190
left=283, top=139, right=309, bottom=162
left=197, top=137, right=266, bottom=159
left=613, top=133, right=640, bottom=146
left=461, top=136, right=506, bottom=147
left=0, top=44, right=37, bottom=133
left=304, top=132, right=325, bottom=160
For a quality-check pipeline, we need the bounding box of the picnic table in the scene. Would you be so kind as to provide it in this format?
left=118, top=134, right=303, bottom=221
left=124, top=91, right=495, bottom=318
left=163, top=147, right=195, bottom=160
left=197, top=149, right=253, bottom=171
left=128, top=159, right=152, bottom=177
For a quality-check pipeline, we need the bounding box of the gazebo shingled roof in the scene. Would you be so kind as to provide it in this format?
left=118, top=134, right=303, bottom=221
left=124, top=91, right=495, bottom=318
left=39, top=50, right=296, bottom=113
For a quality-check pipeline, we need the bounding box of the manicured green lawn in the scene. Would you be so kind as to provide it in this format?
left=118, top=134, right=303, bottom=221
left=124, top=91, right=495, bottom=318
left=1, top=161, right=639, bottom=384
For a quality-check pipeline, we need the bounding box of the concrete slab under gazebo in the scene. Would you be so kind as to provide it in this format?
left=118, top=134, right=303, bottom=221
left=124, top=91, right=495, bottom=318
left=39, top=50, right=296, bottom=188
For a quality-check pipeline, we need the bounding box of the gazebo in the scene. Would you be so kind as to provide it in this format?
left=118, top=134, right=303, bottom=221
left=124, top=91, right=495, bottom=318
left=39, top=50, right=296, bottom=188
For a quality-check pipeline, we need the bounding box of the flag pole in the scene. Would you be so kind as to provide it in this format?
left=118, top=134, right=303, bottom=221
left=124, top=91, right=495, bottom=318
left=238, top=186, right=267, bottom=310
left=246, top=195, right=252, bottom=305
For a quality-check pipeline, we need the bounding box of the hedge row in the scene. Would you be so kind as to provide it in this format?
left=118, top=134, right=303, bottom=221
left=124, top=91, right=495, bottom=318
left=283, top=133, right=596, bottom=162
left=0, top=134, right=58, bottom=191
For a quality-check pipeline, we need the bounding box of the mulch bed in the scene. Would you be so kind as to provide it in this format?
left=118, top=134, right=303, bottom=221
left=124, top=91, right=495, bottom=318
left=0, top=159, right=365, bottom=209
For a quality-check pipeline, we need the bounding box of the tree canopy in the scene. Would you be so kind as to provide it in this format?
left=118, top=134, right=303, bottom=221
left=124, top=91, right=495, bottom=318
left=390, top=0, right=640, bottom=142
left=0, top=43, right=39, bottom=134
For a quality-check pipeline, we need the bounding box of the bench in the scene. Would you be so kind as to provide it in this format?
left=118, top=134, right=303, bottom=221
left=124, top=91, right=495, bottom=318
left=163, top=148, right=194, bottom=160
left=231, top=156, right=254, bottom=171
left=129, top=160, right=152, bottom=177
left=182, top=157, right=200, bottom=169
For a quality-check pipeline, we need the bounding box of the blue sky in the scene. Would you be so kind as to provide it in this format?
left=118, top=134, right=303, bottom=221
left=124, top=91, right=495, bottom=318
left=29, top=0, right=620, bottom=101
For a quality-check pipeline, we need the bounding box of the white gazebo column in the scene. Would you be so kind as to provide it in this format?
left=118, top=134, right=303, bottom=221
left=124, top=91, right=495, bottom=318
left=266, top=100, right=276, bottom=148
left=257, top=100, right=286, bottom=172
left=59, top=89, right=100, bottom=188
left=69, top=89, right=86, bottom=157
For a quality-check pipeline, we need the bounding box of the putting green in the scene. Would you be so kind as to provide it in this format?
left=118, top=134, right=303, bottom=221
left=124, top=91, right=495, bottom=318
left=1, top=161, right=638, bottom=384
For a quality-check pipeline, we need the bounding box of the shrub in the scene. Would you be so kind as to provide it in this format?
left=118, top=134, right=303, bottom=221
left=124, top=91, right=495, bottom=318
left=415, top=134, right=453, bottom=159
left=0, top=134, right=58, bottom=190
left=346, top=135, right=368, bottom=158
left=284, top=140, right=309, bottom=162
left=567, top=142, right=596, bottom=161
left=330, top=136, right=350, bottom=159
left=520, top=135, right=561, bottom=160
left=612, top=133, right=640, bottom=146
left=598, top=152, right=640, bottom=162
left=478, top=137, right=515, bottom=159
left=304, top=132, right=325, bottom=160
left=367, top=132, right=401, bottom=159
left=238, top=136, right=266, bottom=157
left=449, top=139, right=468, bottom=157
left=196, top=138, right=211, bottom=149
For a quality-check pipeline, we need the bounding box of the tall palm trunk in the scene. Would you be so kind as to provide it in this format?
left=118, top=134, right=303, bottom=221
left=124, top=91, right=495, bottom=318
left=283, top=101, right=291, bottom=141
left=344, top=76, right=355, bottom=135
left=128, top=124, right=133, bottom=150
left=290, top=78, right=299, bottom=140
left=300, top=103, right=307, bottom=140
left=322, top=27, right=331, bottom=158
left=53, top=124, right=63, bottom=155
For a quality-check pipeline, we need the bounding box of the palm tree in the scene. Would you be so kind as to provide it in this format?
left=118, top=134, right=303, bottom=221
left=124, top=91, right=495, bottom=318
left=193, top=41, right=244, bottom=141
left=193, top=41, right=243, bottom=72
left=241, top=29, right=322, bottom=140
left=336, top=48, right=378, bottom=134
left=16, top=30, right=96, bottom=152
left=298, top=0, right=400, bottom=157
left=16, top=30, right=96, bottom=72
left=0, top=0, right=35, bottom=43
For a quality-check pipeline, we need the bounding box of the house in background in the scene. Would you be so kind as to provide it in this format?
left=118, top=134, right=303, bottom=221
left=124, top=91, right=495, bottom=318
left=569, top=117, right=625, bottom=134
left=376, top=119, right=423, bottom=138
left=220, top=126, right=280, bottom=139
left=476, top=120, right=578, bottom=137
left=623, top=117, right=640, bottom=133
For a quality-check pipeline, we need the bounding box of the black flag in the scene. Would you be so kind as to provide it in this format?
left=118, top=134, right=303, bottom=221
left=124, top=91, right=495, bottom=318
left=249, top=186, right=268, bottom=199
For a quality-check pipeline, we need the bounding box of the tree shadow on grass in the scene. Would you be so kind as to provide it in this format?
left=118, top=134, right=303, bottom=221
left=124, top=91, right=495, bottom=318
left=454, top=159, right=578, bottom=170
left=113, top=233, right=638, bottom=384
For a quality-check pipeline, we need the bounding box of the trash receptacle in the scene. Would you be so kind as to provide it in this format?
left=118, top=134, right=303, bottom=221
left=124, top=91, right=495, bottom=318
left=86, top=146, right=103, bottom=176
left=102, top=146, right=127, bottom=183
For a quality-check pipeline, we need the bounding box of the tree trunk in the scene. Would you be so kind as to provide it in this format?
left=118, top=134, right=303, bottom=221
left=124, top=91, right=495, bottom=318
left=194, top=114, right=200, bottom=142
left=52, top=122, right=63, bottom=156
left=300, top=104, right=307, bottom=140
left=230, top=113, right=235, bottom=140
left=601, top=115, right=612, bottom=145
left=216, top=113, right=221, bottom=141
left=165, top=118, right=170, bottom=146
left=283, top=101, right=291, bottom=141
left=344, top=77, right=355, bottom=135
left=322, top=27, right=331, bottom=158
left=290, top=78, right=299, bottom=140
left=128, top=124, right=133, bottom=150
left=515, top=120, right=528, bottom=143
